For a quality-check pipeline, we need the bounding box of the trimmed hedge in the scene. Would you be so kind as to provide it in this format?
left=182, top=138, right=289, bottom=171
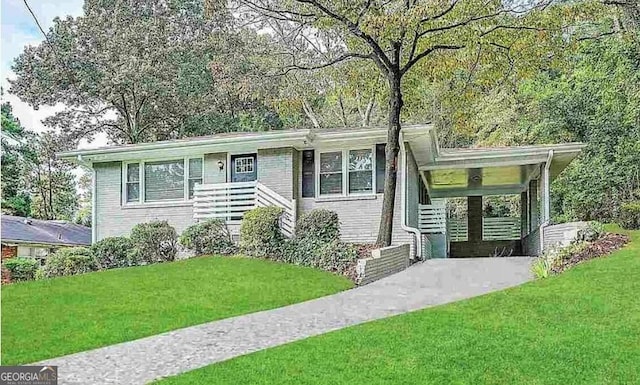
left=180, top=219, right=237, bottom=256
left=92, top=236, right=135, bottom=269
left=3, top=257, right=39, bottom=282
left=295, top=209, right=340, bottom=243
left=130, top=220, right=178, bottom=264
left=618, top=201, right=640, bottom=230
left=240, top=206, right=284, bottom=258
left=41, top=247, right=97, bottom=278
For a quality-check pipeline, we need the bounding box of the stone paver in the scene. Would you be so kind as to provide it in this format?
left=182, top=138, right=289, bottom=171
left=36, top=257, right=534, bottom=384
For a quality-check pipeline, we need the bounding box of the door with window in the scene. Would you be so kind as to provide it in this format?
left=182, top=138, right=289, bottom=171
left=231, top=154, right=257, bottom=182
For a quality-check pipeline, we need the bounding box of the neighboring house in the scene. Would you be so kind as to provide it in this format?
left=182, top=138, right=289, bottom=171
left=58, top=124, right=583, bottom=259
left=1, top=215, right=91, bottom=261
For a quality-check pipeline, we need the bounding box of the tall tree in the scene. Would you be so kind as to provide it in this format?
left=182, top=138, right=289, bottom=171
left=232, top=0, right=601, bottom=245
left=1, top=101, right=34, bottom=217
left=10, top=0, right=281, bottom=145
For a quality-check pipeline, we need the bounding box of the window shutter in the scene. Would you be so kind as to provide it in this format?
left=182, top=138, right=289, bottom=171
left=302, top=150, right=315, bottom=198
left=376, top=144, right=386, bottom=193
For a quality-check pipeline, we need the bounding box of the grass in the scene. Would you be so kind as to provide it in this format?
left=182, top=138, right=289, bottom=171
left=1, top=256, right=352, bottom=365
left=158, top=225, right=640, bottom=385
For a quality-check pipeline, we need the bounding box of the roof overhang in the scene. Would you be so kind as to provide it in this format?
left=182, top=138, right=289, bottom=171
left=417, top=142, right=585, bottom=198
left=57, top=125, right=434, bottom=164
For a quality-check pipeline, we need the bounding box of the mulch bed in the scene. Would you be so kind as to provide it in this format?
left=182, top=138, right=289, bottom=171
left=551, top=233, right=630, bottom=274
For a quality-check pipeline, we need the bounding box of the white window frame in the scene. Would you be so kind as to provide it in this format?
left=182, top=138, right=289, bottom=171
left=122, top=156, right=204, bottom=205
left=315, top=145, right=377, bottom=198
left=234, top=156, right=255, bottom=174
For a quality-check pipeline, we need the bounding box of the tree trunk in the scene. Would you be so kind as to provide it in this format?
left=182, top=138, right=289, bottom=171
left=302, top=99, right=321, bottom=128
left=376, top=74, right=403, bottom=246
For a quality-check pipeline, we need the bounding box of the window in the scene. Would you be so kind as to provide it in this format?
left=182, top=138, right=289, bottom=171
left=124, top=157, right=203, bottom=204
left=348, top=149, right=373, bottom=194
left=145, top=160, right=185, bottom=202
left=188, top=158, right=203, bottom=199
left=319, top=151, right=343, bottom=195
left=234, top=157, right=254, bottom=174
left=126, top=163, right=140, bottom=203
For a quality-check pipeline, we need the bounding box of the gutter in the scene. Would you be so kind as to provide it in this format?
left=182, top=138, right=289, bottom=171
left=399, top=132, right=423, bottom=260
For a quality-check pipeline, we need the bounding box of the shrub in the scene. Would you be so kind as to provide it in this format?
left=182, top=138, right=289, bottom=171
left=130, top=220, right=178, bottom=264
left=577, top=221, right=605, bottom=242
left=283, top=237, right=358, bottom=274
left=180, top=219, right=237, bottom=256
left=92, top=237, right=135, bottom=269
left=295, top=209, right=340, bottom=243
left=3, top=257, right=39, bottom=282
left=41, top=247, right=97, bottom=278
left=617, top=201, right=640, bottom=230
left=240, top=206, right=285, bottom=258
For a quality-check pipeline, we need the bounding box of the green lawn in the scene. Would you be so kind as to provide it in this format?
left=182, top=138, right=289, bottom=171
left=1, top=256, right=352, bottom=365
left=158, top=225, right=640, bottom=385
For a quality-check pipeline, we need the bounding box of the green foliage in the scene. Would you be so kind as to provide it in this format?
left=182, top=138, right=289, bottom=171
left=532, top=242, right=590, bottom=279
left=9, top=0, right=283, bottom=145
left=91, top=237, right=135, bottom=269
left=41, top=248, right=97, bottom=278
left=179, top=219, right=237, bottom=256
left=284, top=209, right=357, bottom=275
left=3, top=257, right=39, bottom=282
left=577, top=221, right=605, bottom=242
left=618, top=201, right=640, bottom=230
left=130, top=221, right=178, bottom=264
left=240, top=207, right=285, bottom=258
left=295, top=209, right=340, bottom=243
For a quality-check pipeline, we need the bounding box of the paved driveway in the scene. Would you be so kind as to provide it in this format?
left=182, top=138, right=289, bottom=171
left=38, top=257, right=534, bottom=385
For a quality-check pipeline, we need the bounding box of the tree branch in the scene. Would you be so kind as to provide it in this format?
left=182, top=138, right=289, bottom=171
left=402, top=44, right=464, bottom=74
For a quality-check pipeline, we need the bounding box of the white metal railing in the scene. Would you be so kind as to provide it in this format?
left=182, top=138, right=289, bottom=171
left=192, top=181, right=296, bottom=237
left=418, top=203, right=447, bottom=234
left=483, top=217, right=521, bottom=240
left=447, top=219, right=468, bottom=242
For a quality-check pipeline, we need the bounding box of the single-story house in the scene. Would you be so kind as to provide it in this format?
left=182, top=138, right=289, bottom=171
left=58, top=124, right=583, bottom=259
left=1, top=215, right=92, bottom=261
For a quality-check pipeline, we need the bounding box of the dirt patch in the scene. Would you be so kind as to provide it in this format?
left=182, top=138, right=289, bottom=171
left=552, top=233, right=630, bottom=274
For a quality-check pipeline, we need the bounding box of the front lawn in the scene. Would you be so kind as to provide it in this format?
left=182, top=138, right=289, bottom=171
left=158, top=225, right=640, bottom=385
left=1, top=256, right=352, bottom=365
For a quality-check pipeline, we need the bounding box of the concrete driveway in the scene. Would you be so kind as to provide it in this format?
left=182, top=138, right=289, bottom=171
left=38, top=257, right=534, bottom=385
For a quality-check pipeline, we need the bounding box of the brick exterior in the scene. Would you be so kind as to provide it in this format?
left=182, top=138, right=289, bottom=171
left=1, top=244, right=17, bottom=260
left=257, top=148, right=294, bottom=200
left=356, top=244, right=410, bottom=285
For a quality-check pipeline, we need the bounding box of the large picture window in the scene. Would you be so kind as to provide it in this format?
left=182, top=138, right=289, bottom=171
left=319, top=151, right=343, bottom=195
left=124, top=157, right=203, bottom=204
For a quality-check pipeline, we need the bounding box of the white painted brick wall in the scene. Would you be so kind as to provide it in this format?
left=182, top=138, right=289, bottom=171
left=356, top=244, right=410, bottom=285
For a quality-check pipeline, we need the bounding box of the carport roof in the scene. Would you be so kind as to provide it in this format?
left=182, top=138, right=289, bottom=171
left=408, top=132, right=585, bottom=198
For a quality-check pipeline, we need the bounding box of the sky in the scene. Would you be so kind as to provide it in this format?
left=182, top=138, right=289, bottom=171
left=1, top=0, right=106, bottom=148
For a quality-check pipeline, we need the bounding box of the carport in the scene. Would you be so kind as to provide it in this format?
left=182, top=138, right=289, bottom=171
left=410, top=130, right=584, bottom=258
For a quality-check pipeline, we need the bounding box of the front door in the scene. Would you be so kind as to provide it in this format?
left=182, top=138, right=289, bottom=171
left=231, top=154, right=257, bottom=182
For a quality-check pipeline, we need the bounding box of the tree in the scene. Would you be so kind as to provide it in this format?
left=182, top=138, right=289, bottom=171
left=232, top=0, right=601, bottom=245
left=10, top=0, right=282, bottom=145
left=26, top=132, right=79, bottom=221
left=1, top=101, right=33, bottom=217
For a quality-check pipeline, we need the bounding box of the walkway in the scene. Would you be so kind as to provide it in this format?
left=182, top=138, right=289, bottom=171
left=37, top=257, right=534, bottom=384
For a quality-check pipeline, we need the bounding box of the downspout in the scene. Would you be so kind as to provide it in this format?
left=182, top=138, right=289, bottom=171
left=539, top=150, right=554, bottom=253
left=399, top=132, right=423, bottom=260
left=77, top=155, right=97, bottom=244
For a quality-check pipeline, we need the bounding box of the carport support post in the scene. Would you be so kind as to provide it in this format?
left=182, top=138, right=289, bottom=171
left=528, top=179, right=539, bottom=233
left=520, top=191, right=528, bottom=238
left=467, top=196, right=483, bottom=243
